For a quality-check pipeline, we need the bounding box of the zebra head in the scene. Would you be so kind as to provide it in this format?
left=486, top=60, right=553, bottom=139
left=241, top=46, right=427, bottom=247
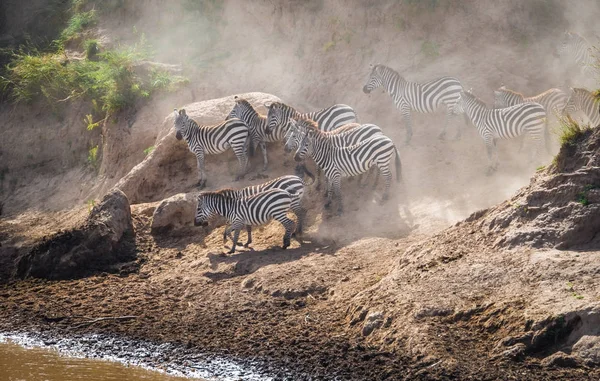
left=557, top=31, right=580, bottom=58
left=493, top=85, right=511, bottom=109
left=284, top=119, right=301, bottom=153
left=563, top=88, right=583, bottom=116
left=194, top=194, right=212, bottom=227
left=173, top=108, right=189, bottom=140
left=363, top=64, right=383, bottom=94
left=293, top=119, right=318, bottom=162
left=225, top=96, right=240, bottom=120
left=266, top=102, right=284, bottom=134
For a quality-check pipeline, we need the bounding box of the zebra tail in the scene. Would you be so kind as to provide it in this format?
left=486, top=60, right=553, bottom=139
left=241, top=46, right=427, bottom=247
left=246, top=134, right=255, bottom=157
left=394, top=147, right=402, bottom=183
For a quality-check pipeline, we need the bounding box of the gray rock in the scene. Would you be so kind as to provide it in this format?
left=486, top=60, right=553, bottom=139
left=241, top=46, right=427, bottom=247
left=16, top=189, right=135, bottom=279
left=362, top=311, right=384, bottom=336
left=151, top=192, right=197, bottom=235
left=571, top=335, right=600, bottom=366
left=540, top=351, right=579, bottom=368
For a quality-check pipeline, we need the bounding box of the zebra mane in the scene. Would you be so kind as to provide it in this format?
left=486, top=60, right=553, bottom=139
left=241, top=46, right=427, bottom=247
left=199, top=189, right=238, bottom=199
left=235, top=98, right=263, bottom=116
left=462, top=91, right=488, bottom=109
left=497, top=86, right=522, bottom=96
left=297, top=117, right=319, bottom=133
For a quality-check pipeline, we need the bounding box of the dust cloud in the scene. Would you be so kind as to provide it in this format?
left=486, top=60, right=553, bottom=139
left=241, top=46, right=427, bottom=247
left=20, top=0, right=600, bottom=236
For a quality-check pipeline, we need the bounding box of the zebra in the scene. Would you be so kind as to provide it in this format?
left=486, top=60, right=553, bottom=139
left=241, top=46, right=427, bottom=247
left=226, top=97, right=278, bottom=171
left=292, top=118, right=402, bottom=215
left=494, top=86, right=569, bottom=152
left=563, top=88, right=600, bottom=127
left=362, top=64, right=464, bottom=144
left=284, top=120, right=384, bottom=192
left=217, top=175, right=307, bottom=242
left=265, top=101, right=358, bottom=136
left=557, top=31, right=598, bottom=78
left=453, top=90, right=547, bottom=174
left=174, top=108, right=249, bottom=189
left=194, top=188, right=296, bottom=254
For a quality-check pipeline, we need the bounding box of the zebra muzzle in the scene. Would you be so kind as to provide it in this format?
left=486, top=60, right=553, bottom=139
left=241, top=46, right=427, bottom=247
left=175, top=131, right=183, bottom=140
left=362, top=86, right=371, bottom=94
left=194, top=219, right=208, bottom=227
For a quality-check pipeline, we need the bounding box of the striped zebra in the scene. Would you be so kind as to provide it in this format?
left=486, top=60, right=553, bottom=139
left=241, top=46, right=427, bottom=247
left=557, top=31, right=598, bottom=77
left=174, top=108, right=249, bottom=189
left=217, top=175, right=306, bottom=240
left=226, top=97, right=277, bottom=171
left=493, top=86, right=569, bottom=118
left=563, top=88, right=600, bottom=127
left=293, top=118, right=402, bottom=215
left=362, top=64, right=464, bottom=144
left=265, top=101, right=358, bottom=136
left=194, top=188, right=296, bottom=254
left=453, top=91, right=547, bottom=174
left=284, top=120, right=384, bottom=192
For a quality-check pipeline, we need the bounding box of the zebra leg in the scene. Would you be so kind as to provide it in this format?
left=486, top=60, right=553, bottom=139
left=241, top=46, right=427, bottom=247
left=291, top=201, right=306, bottom=236
left=371, top=166, right=381, bottom=190
left=195, top=150, right=207, bottom=189
left=234, top=148, right=248, bottom=181
left=378, top=164, right=393, bottom=202
left=315, top=167, right=323, bottom=191
left=243, top=225, right=253, bottom=248
left=274, top=214, right=296, bottom=249
left=227, top=221, right=245, bottom=254
left=260, top=142, right=269, bottom=172
left=484, top=137, right=498, bottom=175
left=402, top=107, right=413, bottom=145
left=330, top=176, right=343, bottom=215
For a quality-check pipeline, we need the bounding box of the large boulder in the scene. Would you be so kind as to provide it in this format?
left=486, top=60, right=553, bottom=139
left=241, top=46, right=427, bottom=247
left=115, top=92, right=281, bottom=204
left=150, top=192, right=197, bottom=235
left=16, top=189, right=135, bottom=280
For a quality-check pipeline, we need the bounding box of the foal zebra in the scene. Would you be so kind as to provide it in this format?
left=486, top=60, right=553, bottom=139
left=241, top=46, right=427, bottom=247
left=293, top=118, right=402, bottom=215
left=494, top=86, right=569, bottom=118
left=218, top=175, right=307, bottom=239
left=195, top=188, right=296, bottom=254
left=362, top=64, right=464, bottom=143
left=226, top=97, right=277, bottom=171
left=174, top=109, right=249, bottom=188
left=557, top=31, right=598, bottom=77
left=453, top=91, right=547, bottom=173
left=265, top=101, right=358, bottom=136
left=563, top=88, right=600, bottom=127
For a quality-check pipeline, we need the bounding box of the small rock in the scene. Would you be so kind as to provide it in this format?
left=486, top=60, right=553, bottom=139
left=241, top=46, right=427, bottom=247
left=541, top=351, right=579, bottom=368
left=241, top=277, right=255, bottom=289
left=340, top=276, right=350, bottom=282
left=362, top=311, right=384, bottom=336
left=496, top=343, right=526, bottom=360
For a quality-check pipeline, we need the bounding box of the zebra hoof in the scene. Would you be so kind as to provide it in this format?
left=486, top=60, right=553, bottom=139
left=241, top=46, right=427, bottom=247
left=227, top=249, right=235, bottom=254
left=244, top=242, right=251, bottom=248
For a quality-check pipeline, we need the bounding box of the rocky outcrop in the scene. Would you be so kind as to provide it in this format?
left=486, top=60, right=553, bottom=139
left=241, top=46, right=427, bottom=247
left=16, top=189, right=135, bottom=280
left=115, top=92, right=281, bottom=205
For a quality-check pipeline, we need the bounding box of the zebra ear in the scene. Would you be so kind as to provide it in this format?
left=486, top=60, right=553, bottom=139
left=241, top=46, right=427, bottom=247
left=234, top=96, right=239, bottom=100
left=264, top=101, right=273, bottom=108
left=179, top=109, right=186, bottom=116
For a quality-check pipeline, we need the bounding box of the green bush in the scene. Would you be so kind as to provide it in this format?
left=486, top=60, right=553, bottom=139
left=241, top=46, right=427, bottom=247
left=60, top=9, right=97, bottom=43
left=558, top=115, right=590, bottom=147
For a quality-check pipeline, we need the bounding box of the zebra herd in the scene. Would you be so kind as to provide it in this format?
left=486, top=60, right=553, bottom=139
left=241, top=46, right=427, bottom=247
left=175, top=97, right=402, bottom=252
left=174, top=31, right=598, bottom=253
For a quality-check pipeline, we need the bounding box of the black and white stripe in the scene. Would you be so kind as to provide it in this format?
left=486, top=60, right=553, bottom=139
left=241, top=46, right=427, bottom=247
left=219, top=175, right=306, bottom=237
left=454, top=91, right=547, bottom=173
left=494, top=86, right=569, bottom=119
left=362, top=64, right=464, bottom=143
left=265, top=101, right=358, bottom=137
left=293, top=118, right=402, bottom=215
left=564, top=88, right=600, bottom=127
left=194, top=188, right=296, bottom=254
left=557, top=31, right=597, bottom=77
left=174, top=108, right=249, bottom=188
left=226, top=97, right=279, bottom=171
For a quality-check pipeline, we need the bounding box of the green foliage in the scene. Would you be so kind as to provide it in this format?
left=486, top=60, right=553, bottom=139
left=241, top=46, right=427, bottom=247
left=577, top=184, right=598, bottom=206
left=558, top=115, right=590, bottom=147
left=421, top=40, right=440, bottom=59
left=60, top=9, right=97, bottom=43
left=143, top=146, right=155, bottom=156
left=536, top=165, right=546, bottom=172
left=149, top=69, right=189, bottom=92
left=87, top=145, right=99, bottom=168
left=86, top=198, right=97, bottom=213
left=566, top=282, right=584, bottom=299
left=84, top=39, right=99, bottom=60
left=322, top=40, right=336, bottom=53
left=84, top=114, right=101, bottom=130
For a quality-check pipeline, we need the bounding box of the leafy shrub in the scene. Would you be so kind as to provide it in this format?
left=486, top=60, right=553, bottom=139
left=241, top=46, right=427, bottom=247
left=558, top=115, right=590, bottom=147
left=60, top=9, right=97, bottom=43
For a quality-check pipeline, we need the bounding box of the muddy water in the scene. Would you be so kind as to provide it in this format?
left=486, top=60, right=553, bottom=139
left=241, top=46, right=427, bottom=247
left=0, top=341, right=198, bottom=381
